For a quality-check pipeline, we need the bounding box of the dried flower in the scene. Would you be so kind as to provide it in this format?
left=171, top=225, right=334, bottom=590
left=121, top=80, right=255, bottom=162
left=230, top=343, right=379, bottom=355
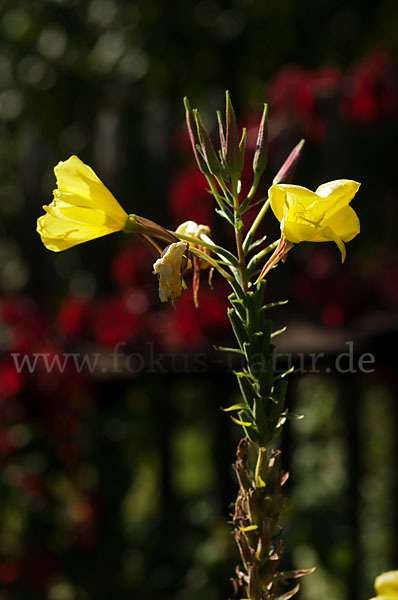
left=153, top=242, right=189, bottom=303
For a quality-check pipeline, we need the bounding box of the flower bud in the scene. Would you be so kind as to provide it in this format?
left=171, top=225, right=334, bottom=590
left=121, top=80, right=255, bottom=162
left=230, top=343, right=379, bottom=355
left=216, top=110, right=226, bottom=160
left=253, top=103, right=268, bottom=176
left=225, top=90, right=241, bottom=176
left=273, top=139, right=305, bottom=185
left=184, top=97, right=210, bottom=176
left=193, top=109, right=223, bottom=177
left=239, top=127, right=247, bottom=174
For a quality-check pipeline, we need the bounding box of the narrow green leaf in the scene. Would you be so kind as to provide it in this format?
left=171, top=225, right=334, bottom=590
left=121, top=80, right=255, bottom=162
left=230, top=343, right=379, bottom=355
left=274, top=584, right=300, bottom=600
left=215, top=207, right=234, bottom=224
left=278, top=568, right=316, bottom=580
left=233, top=370, right=255, bottom=380
left=239, top=524, right=258, bottom=532
left=283, top=412, right=304, bottom=420
left=230, top=416, right=254, bottom=427
left=274, top=365, right=295, bottom=382
left=271, top=326, right=287, bottom=339
left=228, top=309, right=248, bottom=351
left=248, top=235, right=268, bottom=252
left=261, top=299, right=289, bottom=311
left=222, top=403, right=250, bottom=412
left=214, top=345, right=245, bottom=355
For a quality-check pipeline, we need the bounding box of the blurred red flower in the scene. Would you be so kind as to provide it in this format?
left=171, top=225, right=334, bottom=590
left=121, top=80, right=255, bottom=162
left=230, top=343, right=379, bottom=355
left=111, top=240, right=154, bottom=289
left=57, top=296, right=92, bottom=338
left=156, top=284, right=229, bottom=352
left=0, top=559, right=21, bottom=584
left=342, top=51, right=398, bottom=123
left=269, top=65, right=342, bottom=141
left=91, top=297, right=139, bottom=347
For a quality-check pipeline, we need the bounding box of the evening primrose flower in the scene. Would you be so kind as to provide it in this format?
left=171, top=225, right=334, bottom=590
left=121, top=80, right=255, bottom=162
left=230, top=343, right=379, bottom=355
left=270, top=179, right=360, bottom=260
left=37, top=155, right=129, bottom=252
left=369, top=571, right=398, bottom=600
left=153, top=242, right=189, bottom=303
left=257, top=179, right=360, bottom=281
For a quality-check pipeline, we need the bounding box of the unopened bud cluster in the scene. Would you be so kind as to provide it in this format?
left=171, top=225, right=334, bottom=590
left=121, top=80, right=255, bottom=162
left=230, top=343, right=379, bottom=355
left=184, top=92, right=268, bottom=189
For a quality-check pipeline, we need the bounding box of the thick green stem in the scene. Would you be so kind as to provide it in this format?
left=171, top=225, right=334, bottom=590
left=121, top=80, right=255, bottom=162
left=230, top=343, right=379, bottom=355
left=227, top=279, right=304, bottom=599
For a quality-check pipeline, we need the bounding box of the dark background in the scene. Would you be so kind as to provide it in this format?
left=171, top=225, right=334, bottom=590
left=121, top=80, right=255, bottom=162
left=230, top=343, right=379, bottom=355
left=0, top=1, right=397, bottom=599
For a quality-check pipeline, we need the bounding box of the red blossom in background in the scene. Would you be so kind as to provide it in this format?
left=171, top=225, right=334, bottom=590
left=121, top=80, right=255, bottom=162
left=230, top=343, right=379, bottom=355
left=268, top=65, right=342, bottom=142
left=342, top=51, right=398, bottom=123
left=268, top=52, right=397, bottom=142
left=90, top=297, right=139, bottom=348
left=0, top=560, right=21, bottom=585
left=111, top=240, right=154, bottom=289
left=57, top=296, right=93, bottom=338
left=155, top=283, right=229, bottom=352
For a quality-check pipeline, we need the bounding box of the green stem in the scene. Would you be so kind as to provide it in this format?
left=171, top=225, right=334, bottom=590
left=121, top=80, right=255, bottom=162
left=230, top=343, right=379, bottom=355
left=231, top=174, right=247, bottom=292
left=245, top=170, right=262, bottom=205
left=242, top=198, right=270, bottom=252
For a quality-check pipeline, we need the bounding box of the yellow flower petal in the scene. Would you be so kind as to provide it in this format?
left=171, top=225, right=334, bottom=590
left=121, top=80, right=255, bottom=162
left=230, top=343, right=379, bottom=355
left=280, top=218, right=319, bottom=244
left=321, top=226, right=346, bottom=263
left=54, top=156, right=127, bottom=224
left=375, top=571, right=398, bottom=596
left=316, top=179, right=361, bottom=217
left=321, top=205, right=360, bottom=242
left=270, top=184, right=318, bottom=222
left=37, top=155, right=128, bottom=252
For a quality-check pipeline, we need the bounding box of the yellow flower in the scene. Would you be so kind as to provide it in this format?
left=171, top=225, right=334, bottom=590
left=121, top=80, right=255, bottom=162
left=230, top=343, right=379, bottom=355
left=37, top=155, right=128, bottom=252
left=269, top=179, right=361, bottom=262
left=370, top=571, right=398, bottom=600
left=153, top=242, right=189, bottom=303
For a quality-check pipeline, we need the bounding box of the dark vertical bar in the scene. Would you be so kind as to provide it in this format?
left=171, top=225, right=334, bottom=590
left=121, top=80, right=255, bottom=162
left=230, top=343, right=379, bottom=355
left=342, top=372, right=360, bottom=600
left=157, top=377, right=173, bottom=520
left=209, top=369, right=237, bottom=518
